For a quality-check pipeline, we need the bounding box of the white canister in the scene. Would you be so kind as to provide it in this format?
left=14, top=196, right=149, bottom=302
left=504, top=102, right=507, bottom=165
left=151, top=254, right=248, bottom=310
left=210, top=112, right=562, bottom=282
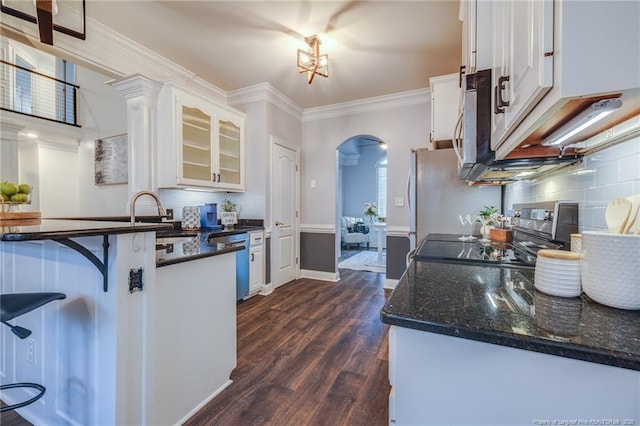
left=582, top=232, right=640, bottom=310
left=181, top=206, right=201, bottom=230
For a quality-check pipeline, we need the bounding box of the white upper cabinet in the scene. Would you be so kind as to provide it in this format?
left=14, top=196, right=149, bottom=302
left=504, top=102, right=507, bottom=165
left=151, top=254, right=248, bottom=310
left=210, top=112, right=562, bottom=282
left=460, top=0, right=493, bottom=75
left=429, top=73, right=460, bottom=144
left=486, top=0, right=640, bottom=159
left=491, top=0, right=553, bottom=149
left=157, top=85, right=245, bottom=191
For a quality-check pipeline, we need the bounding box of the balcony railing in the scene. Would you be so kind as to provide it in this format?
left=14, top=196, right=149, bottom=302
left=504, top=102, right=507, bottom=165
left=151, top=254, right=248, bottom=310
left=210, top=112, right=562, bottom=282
left=0, top=59, right=79, bottom=127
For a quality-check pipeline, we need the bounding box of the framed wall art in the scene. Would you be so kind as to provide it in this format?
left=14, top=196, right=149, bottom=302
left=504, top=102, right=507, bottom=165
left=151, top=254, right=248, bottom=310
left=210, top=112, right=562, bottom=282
left=94, top=134, right=128, bottom=185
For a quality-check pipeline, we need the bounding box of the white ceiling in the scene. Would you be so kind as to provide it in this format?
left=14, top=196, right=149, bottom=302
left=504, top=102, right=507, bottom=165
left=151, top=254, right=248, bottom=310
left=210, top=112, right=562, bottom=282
left=86, top=0, right=462, bottom=109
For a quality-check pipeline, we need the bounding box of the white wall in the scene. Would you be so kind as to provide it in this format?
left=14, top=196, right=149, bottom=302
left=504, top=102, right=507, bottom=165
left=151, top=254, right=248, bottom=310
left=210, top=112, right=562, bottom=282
left=301, top=93, right=430, bottom=229
left=227, top=95, right=302, bottom=224
left=76, top=65, right=128, bottom=216
left=505, top=137, right=640, bottom=232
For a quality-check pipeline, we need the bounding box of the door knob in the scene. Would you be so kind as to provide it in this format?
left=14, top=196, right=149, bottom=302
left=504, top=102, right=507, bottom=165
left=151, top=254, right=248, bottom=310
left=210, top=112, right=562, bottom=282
left=275, top=221, right=284, bottom=226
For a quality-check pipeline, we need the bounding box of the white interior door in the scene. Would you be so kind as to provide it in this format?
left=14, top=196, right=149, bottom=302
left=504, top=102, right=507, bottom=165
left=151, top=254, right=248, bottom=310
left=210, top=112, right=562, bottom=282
left=271, top=140, right=298, bottom=288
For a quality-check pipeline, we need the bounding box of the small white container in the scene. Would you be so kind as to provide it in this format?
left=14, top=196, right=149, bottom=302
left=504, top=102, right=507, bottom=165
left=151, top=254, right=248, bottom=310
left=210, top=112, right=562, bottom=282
left=582, top=232, right=640, bottom=310
left=534, top=249, right=582, bottom=297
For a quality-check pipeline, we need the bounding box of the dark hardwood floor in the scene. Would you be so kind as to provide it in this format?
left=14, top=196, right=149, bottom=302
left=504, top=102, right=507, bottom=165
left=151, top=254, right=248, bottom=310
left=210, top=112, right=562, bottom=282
left=185, top=269, right=391, bottom=426
left=0, top=270, right=390, bottom=426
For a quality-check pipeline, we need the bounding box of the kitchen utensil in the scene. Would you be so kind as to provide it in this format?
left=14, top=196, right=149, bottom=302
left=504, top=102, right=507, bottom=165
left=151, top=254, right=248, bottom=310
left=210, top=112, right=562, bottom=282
left=622, top=194, right=640, bottom=234
left=605, top=197, right=631, bottom=234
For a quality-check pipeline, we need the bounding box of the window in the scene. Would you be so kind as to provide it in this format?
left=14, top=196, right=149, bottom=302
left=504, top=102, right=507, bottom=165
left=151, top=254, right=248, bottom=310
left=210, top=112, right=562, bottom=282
left=14, top=55, right=34, bottom=114
left=376, top=156, right=387, bottom=218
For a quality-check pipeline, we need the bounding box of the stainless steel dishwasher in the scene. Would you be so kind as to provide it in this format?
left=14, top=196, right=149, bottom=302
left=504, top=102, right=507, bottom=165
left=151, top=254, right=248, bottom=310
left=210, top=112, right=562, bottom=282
left=207, top=232, right=249, bottom=301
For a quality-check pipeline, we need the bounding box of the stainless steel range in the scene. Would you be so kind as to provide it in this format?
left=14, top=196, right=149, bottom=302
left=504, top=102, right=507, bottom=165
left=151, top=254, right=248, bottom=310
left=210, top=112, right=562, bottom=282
left=414, top=234, right=536, bottom=267
left=510, top=201, right=579, bottom=257
left=413, top=201, right=578, bottom=267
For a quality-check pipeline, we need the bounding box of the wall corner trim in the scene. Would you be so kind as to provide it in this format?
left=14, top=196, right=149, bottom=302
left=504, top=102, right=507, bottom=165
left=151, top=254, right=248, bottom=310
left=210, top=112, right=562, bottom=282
left=300, top=223, right=335, bottom=234
left=384, top=278, right=398, bottom=290
left=386, top=226, right=410, bottom=238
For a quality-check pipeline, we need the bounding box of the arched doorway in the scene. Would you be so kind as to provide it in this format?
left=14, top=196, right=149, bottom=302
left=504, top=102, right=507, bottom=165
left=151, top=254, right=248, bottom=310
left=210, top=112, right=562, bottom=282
left=335, top=135, right=388, bottom=275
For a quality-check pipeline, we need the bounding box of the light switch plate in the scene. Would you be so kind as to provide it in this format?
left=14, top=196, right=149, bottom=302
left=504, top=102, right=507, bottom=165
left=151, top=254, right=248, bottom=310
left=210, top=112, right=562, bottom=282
left=394, top=197, right=404, bottom=207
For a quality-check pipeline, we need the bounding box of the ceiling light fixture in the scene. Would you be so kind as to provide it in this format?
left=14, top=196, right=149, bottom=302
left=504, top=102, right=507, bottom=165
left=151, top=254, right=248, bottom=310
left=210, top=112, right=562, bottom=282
left=297, top=35, right=328, bottom=84
left=541, top=98, right=623, bottom=146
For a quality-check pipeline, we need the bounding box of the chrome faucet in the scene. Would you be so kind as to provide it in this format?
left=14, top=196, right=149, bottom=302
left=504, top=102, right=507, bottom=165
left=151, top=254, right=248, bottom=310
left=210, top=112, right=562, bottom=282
left=130, top=191, right=167, bottom=225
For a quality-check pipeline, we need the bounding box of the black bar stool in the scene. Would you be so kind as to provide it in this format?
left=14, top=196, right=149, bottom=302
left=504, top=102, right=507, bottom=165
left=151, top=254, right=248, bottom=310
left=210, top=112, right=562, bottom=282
left=0, top=292, right=66, bottom=413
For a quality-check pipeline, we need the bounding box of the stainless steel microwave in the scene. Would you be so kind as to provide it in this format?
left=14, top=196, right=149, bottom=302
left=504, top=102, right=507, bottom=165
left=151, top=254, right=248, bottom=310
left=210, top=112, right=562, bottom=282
left=456, top=70, right=580, bottom=183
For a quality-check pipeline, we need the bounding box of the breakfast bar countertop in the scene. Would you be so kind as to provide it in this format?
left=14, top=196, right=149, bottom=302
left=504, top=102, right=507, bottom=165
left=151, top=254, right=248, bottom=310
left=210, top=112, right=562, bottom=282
left=381, top=259, right=640, bottom=371
left=0, top=218, right=173, bottom=241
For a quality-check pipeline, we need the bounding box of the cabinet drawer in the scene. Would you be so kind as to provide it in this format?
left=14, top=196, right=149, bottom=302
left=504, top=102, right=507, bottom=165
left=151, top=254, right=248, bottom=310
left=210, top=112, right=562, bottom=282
left=249, top=231, right=264, bottom=246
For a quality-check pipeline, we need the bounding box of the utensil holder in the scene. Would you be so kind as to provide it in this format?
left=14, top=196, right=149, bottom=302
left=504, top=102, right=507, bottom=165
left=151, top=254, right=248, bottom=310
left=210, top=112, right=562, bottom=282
left=582, top=232, right=640, bottom=310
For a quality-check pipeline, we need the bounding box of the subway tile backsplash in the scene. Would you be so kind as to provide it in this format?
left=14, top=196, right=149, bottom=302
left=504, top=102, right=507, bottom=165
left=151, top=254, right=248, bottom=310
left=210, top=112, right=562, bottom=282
left=505, top=136, right=640, bottom=232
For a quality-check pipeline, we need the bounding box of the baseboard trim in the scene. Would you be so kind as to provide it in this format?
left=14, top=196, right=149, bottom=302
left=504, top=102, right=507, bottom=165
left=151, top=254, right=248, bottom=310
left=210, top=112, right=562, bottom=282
left=299, top=269, right=339, bottom=282
left=384, top=278, right=398, bottom=290
left=176, top=379, right=233, bottom=425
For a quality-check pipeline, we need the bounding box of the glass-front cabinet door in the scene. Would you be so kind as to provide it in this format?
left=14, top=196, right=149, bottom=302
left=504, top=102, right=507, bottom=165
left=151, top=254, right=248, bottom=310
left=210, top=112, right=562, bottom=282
left=181, top=105, right=213, bottom=183
left=217, top=120, right=240, bottom=185
left=169, top=88, right=245, bottom=191
left=215, top=109, right=244, bottom=191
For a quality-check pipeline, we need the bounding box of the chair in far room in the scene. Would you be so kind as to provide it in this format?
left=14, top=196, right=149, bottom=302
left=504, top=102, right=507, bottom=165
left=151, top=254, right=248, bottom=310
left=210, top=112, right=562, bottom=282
left=340, top=216, right=370, bottom=250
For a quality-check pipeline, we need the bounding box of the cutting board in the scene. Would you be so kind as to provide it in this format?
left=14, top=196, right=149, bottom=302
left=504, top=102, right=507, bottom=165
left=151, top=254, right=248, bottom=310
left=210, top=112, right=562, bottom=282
left=0, top=211, right=42, bottom=221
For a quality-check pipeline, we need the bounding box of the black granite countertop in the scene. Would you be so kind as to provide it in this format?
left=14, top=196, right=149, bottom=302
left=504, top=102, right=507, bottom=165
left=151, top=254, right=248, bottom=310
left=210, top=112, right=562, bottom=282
left=381, top=259, right=640, bottom=371
left=156, top=232, right=245, bottom=267
left=1, top=219, right=173, bottom=241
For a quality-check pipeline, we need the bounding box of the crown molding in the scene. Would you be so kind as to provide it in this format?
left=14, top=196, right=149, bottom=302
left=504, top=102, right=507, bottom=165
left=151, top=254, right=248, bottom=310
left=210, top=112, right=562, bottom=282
left=227, top=83, right=303, bottom=120
left=0, top=12, right=227, bottom=103
left=109, top=74, right=161, bottom=101
left=302, top=88, right=430, bottom=122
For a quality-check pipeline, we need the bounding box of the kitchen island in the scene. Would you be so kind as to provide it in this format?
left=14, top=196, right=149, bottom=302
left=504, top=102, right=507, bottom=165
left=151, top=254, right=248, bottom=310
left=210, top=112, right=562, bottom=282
left=0, top=219, right=240, bottom=425
left=381, top=258, right=640, bottom=425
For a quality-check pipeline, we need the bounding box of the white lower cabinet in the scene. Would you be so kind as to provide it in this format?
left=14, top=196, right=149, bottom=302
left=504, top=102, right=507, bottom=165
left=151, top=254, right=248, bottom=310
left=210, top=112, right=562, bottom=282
left=389, top=326, right=640, bottom=425
left=249, top=230, right=264, bottom=295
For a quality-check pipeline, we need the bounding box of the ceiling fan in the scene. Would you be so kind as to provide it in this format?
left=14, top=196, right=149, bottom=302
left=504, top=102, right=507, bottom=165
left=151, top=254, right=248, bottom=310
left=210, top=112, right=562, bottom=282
left=1, top=0, right=85, bottom=45
left=34, top=0, right=55, bottom=45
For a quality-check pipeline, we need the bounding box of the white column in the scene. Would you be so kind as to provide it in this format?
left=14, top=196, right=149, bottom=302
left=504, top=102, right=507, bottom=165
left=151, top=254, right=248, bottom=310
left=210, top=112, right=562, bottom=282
left=110, top=74, right=161, bottom=215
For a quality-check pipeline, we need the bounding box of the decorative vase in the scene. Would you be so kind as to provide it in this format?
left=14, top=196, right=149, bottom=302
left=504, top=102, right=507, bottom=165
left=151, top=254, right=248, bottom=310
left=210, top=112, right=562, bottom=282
left=480, top=224, right=491, bottom=239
